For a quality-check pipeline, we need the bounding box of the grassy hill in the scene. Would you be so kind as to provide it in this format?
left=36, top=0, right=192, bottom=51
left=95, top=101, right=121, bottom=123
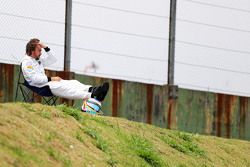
left=0, top=103, right=250, bottom=167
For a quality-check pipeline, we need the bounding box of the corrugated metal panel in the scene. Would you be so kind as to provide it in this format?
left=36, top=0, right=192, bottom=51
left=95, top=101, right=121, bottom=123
left=239, top=97, right=248, bottom=139
left=1, top=63, right=250, bottom=141
left=215, top=94, right=237, bottom=138
left=0, top=64, right=14, bottom=102
left=112, top=80, right=122, bottom=117
left=146, top=84, right=153, bottom=124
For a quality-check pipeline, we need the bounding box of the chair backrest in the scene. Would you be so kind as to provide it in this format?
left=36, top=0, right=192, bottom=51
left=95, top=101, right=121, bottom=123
left=15, top=64, right=57, bottom=105
left=18, top=64, right=53, bottom=97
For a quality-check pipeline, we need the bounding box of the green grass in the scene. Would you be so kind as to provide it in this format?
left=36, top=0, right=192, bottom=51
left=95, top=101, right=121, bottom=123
left=0, top=138, right=42, bottom=166
left=47, top=147, right=72, bottom=167
left=45, top=131, right=58, bottom=142
left=21, top=103, right=36, bottom=112
left=75, top=131, right=85, bottom=143
left=160, top=132, right=205, bottom=156
left=107, top=157, right=118, bottom=167
left=83, top=127, right=109, bottom=153
left=0, top=103, right=250, bottom=167
left=40, top=109, right=52, bottom=119
left=129, top=135, right=165, bottom=167
left=56, top=104, right=84, bottom=122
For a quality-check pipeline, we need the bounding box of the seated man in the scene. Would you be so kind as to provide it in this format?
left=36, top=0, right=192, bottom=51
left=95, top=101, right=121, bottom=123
left=21, top=38, right=109, bottom=103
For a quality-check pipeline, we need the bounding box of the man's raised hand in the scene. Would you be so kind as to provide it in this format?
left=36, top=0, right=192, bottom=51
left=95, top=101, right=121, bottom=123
left=39, top=42, right=47, bottom=49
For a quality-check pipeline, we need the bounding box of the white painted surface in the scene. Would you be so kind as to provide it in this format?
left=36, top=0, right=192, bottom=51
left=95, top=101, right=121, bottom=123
left=71, top=0, right=170, bottom=85
left=2, top=0, right=250, bottom=97
left=0, top=0, right=65, bottom=70
left=175, top=0, right=250, bottom=96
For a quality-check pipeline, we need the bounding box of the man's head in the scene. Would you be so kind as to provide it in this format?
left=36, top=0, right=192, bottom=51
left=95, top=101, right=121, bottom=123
left=26, top=38, right=41, bottom=59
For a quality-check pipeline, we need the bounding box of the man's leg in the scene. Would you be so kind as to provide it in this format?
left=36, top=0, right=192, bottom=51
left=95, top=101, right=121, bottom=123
left=48, top=80, right=109, bottom=101
left=66, top=80, right=91, bottom=92
left=63, top=80, right=110, bottom=101
left=48, top=80, right=91, bottom=99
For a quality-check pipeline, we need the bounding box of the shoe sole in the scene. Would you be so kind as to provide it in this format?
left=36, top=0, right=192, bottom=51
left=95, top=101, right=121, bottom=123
left=102, top=82, right=109, bottom=92
left=99, top=82, right=109, bottom=101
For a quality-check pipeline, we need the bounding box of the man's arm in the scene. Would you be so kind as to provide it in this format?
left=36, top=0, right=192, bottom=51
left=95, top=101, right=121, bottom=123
left=39, top=42, right=57, bottom=67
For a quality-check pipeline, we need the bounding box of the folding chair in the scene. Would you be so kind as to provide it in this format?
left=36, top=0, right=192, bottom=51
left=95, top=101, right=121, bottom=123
left=15, top=65, right=58, bottom=105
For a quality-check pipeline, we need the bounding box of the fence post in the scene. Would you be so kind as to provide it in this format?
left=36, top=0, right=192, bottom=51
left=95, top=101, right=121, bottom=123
left=167, top=0, right=178, bottom=129
left=64, top=0, right=72, bottom=72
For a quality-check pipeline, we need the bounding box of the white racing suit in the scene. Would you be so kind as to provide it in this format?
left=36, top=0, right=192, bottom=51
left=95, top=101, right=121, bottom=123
left=21, top=50, right=92, bottom=99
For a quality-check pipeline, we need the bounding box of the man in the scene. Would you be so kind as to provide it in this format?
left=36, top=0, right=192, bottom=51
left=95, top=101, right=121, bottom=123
left=21, top=38, right=109, bottom=102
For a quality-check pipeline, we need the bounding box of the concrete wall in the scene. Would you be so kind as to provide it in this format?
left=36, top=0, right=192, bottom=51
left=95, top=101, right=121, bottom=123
left=1, top=63, right=250, bottom=140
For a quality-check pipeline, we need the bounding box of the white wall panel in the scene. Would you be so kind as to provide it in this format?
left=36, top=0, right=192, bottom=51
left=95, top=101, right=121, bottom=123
left=175, top=61, right=250, bottom=97
left=175, top=0, right=250, bottom=96
left=0, top=0, right=65, bottom=70
left=71, top=49, right=167, bottom=84
left=73, top=0, right=169, bottom=17
left=71, top=0, right=170, bottom=84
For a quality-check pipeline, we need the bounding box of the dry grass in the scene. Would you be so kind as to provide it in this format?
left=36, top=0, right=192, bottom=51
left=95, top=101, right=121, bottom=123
left=0, top=103, right=250, bottom=167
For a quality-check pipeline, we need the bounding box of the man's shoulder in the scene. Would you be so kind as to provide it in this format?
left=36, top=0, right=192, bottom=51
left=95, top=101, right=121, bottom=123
left=21, top=56, right=33, bottom=66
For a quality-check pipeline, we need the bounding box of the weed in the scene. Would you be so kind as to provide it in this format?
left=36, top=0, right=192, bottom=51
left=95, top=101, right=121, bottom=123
left=47, top=147, right=72, bottom=167
left=40, top=109, right=51, bottom=119
left=12, top=146, right=25, bottom=157
left=107, top=157, right=118, bottom=167
left=5, top=144, right=41, bottom=164
left=47, top=147, right=59, bottom=160
left=62, top=158, right=72, bottom=167
left=56, top=105, right=83, bottom=122
left=160, top=132, right=205, bottom=156
left=53, top=110, right=66, bottom=118
left=45, top=131, right=57, bottom=142
left=83, top=128, right=109, bottom=153
left=21, top=103, right=36, bottom=112
left=84, top=128, right=99, bottom=140
left=176, top=132, right=193, bottom=142
left=90, top=117, right=115, bottom=128
left=130, top=135, right=164, bottom=167
left=75, top=131, right=85, bottom=143
left=30, top=137, right=39, bottom=147
left=96, top=138, right=109, bottom=152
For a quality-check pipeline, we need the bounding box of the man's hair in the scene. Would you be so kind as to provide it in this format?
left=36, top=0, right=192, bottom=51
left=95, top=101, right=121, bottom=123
left=26, top=38, right=40, bottom=56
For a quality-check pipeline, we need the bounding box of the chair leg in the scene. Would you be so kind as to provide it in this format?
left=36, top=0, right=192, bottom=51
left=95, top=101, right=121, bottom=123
left=20, top=86, right=34, bottom=103
left=47, top=97, right=55, bottom=105
left=20, top=86, right=29, bottom=102
left=42, top=96, right=51, bottom=105
left=41, top=96, right=58, bottom=106
left=15, top=84, right=20, bottom=101
left=52, top=97, right=58, bottom=105
left=26, top=89, right=34, bottom=102
left=15, top=67, right=22, bottom=101
left=49, top=96, right=58, bottom=105
left=19, top=85, right=58, bottom=106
